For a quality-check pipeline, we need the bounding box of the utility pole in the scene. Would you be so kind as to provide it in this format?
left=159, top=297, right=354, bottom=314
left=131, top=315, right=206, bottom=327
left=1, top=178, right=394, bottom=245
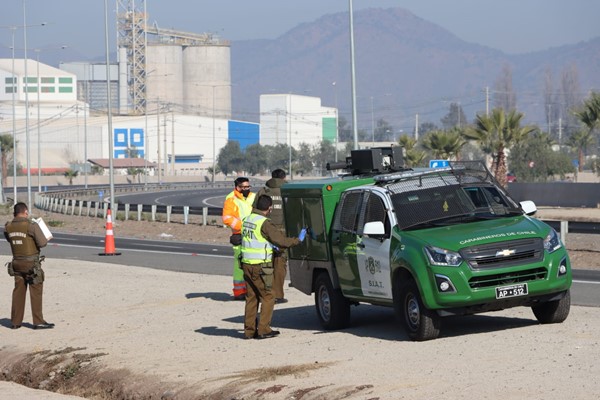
left=157, top=98, right=161, bottom=183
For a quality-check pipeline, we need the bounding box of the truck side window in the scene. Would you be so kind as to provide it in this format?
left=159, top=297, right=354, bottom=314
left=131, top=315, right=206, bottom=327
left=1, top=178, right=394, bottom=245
left=359, top=192, right=390, bottom=237
left=333, top=191, right=362, bottom=233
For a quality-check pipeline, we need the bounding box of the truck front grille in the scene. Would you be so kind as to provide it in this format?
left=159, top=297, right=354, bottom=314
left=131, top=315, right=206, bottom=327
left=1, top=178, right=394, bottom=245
left=460, top=238, right=543, bottom=270
left=468, top=267, right=547, bottom=289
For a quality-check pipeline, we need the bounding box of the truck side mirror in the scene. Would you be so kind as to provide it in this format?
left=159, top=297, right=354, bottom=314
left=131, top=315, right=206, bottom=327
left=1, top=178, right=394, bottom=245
left=363, top=221, right=385, bottom=237
left=520, top=200, right=537, bottom=216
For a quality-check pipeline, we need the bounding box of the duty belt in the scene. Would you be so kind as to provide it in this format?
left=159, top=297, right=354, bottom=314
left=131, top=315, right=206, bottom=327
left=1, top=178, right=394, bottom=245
left=13, top=255, right=39, bottom=261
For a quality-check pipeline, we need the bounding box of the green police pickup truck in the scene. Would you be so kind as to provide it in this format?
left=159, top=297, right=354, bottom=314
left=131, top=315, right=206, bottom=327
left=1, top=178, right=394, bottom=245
left=282, top=147, right=571, bottom=341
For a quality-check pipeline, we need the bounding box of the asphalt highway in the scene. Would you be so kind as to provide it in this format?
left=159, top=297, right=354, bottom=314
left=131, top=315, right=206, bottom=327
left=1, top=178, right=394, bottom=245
left=1, top=231, right=598, bottom=307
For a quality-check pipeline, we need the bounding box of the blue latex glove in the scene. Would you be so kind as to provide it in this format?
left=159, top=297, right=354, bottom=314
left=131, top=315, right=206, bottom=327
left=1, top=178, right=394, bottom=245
left=298, top=228, right=307, bottom=242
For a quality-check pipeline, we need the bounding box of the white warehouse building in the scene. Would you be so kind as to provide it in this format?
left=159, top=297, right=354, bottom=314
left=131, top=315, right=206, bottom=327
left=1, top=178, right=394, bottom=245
left=260, top=94, right=337, bottom=149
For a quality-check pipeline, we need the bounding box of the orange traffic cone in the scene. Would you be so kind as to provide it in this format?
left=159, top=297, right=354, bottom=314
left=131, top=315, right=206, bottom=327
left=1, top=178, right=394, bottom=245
left=99, top=209, right=121, bottom=256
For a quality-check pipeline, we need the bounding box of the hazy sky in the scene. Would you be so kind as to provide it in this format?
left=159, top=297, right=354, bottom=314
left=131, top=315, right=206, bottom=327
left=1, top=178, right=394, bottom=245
left=1, top=0, right=599, bottom=60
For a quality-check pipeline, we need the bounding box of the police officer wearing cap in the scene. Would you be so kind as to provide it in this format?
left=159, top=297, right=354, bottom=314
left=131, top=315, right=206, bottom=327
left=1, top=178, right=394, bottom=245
left=4, top=202, right=54, bottom=330
left=240, top=195, right=306, bottom=339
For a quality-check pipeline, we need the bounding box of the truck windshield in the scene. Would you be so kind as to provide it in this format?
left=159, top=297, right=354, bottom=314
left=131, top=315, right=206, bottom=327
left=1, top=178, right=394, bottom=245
left=389, top=181, right=522, bottom=230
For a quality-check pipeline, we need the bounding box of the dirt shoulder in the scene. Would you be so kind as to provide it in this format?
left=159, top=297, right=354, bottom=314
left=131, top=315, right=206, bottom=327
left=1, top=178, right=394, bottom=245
left=1, top=257, right=599, bottom=400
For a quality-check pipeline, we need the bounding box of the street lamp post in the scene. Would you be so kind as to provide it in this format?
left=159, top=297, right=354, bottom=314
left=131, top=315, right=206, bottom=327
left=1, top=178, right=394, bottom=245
left=332, top=81, right=338, bottom=162
left=35, top=49, right=40, bottom=191
left=211, top=86, right=216, bottom=183
left=11, top=27, right=17, bottom=202
left=2, top=18, right=46, bottom=204
left=24, top=0, right=32, bottom=207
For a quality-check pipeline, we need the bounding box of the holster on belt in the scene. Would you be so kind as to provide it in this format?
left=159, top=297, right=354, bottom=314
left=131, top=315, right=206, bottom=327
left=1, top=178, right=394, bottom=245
left=260, top=262, right=274, bottom=291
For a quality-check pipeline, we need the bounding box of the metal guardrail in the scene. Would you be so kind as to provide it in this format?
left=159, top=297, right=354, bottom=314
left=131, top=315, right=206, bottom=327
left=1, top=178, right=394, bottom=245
left=34, top=182, right=230, bottom=225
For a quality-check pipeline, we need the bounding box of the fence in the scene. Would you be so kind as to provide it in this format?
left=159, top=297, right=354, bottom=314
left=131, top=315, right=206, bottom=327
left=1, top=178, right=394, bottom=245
left=34, top=182, right=229, bottom=226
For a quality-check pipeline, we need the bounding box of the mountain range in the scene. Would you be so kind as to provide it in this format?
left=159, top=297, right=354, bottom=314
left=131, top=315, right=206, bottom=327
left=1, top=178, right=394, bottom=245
left=231, top=7, right=600, bottom=134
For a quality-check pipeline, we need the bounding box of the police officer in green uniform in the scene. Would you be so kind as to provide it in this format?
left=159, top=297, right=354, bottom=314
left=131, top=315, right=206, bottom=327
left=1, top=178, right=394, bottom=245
left=240, top=195, right=306, bottom=339
left=4, top=202, right=54, bottom=330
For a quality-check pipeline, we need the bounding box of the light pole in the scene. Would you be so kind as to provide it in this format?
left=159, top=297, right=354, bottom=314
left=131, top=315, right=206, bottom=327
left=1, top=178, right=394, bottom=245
left=2, top=20, right=46, bottom=204
left=194, top=83, right=230, bottom=183
left=332, top=81, right=338, bottom=162
left=370, top=96, right=375, bottom=147
left=211, top=86, right=216, bottom=183
left=10, top=27, right=17, bottom=202
left=104, top=0, right=115, bottom=210
left=35, top=49, right=40, bottom=191
left=349, top=0, right=359, bottom=149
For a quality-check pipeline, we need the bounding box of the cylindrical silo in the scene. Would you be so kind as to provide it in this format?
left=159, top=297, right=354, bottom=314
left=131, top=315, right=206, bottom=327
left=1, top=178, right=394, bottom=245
left=182, top=44, right=231, bottom=119
left=146, top=44, right=183, bottom=112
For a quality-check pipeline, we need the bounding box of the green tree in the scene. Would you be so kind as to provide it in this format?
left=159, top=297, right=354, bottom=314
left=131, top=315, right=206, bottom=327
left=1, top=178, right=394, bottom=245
left=417, top=122, right=438, bottom=137
left=0, top=134, right=15, bottom=190
left=398, top=134, right=416, bottom=151
left=217, top=141, right=244, bottom=176
left=572, top=91, right=600, bottom=171
left=374, top=118, right=394, bottom=142
left=463, top=108, right=535, bottom=187
left=311, top=140, right=336, bottom=176
left=405, top=149, right=427, bottom=168
left=63, top=169, right=79, bottom=185
left=296, top=143, right=314, bottom=176
left=264, top=143, right=296, bottom=175
left=441, top=103, right=467, bottom=129
left=421, top=129, right=467, bottom=160
left=509, top=132, right=574, bottom=182
left=244, top=143, right=269, bottom=175
left=125, top=146, right=143, bottom=183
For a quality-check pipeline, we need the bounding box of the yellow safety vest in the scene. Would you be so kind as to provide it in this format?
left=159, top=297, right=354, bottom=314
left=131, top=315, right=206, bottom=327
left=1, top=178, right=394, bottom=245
left=241, top=213, right=273, bottom=264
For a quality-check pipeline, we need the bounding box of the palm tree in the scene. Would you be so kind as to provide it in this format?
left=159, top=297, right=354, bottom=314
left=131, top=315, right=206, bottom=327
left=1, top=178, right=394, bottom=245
left=464, top=108, right=535, bottom=187
left=572, top=92, right=600, bottom=172
left=398, top=134, right=417, bottom=151
left=566, top=130, right=595, bottom=172
left=421, top=129, right=467, bottom=160
left=63, top=169, right=79, bottom=185
left=0, top=134, right=15, bottom=189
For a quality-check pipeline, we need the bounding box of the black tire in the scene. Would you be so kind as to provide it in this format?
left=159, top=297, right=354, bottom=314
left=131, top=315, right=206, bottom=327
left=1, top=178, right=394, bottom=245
left=314, top=272, right=350, bottom=330
left=532, top=290, right=571, bottom=324
left=396, top=280, right=441, bottom=341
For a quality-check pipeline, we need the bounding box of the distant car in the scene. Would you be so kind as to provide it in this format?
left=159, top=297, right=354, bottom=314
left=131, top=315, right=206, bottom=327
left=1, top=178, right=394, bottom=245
left=507, top=172, right=517, bottom=183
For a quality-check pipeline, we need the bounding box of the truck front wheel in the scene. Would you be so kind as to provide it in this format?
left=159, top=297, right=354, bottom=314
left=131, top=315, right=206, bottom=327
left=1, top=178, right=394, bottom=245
left=532, top=290, right=571, bottom=324
left=396, top=280, right=441, bottom=341
left=314, top=272, right=350, bottom=330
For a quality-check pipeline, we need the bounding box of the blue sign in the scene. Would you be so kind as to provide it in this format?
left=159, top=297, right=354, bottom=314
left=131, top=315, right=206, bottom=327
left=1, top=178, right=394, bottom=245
left=429, top=160, right=449, bottom=168
left=114, top=128, right=145, bottom=158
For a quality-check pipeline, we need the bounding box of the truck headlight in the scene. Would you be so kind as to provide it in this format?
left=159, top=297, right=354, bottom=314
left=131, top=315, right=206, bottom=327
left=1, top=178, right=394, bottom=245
left=425, top=246, right=463, bottom=267
left=543, top=229, right=562, bottom=253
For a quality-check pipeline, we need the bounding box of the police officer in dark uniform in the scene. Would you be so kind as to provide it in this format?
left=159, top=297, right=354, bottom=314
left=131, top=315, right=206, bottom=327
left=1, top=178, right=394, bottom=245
left=240, top=195, right=306, bottom=339
left=4, top=202, right=54, bottom=330
left=254, top=168, right=289, bottom=303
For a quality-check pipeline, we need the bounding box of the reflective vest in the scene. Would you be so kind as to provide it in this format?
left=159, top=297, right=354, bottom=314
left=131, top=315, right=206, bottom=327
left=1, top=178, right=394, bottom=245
left=222, top=191, right=256, bottom=234
left=241, top=213, right=273, bottom=264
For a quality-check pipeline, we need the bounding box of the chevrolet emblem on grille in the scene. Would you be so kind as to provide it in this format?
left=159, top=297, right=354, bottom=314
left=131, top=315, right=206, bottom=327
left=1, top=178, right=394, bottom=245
left=496, top=249, right=516, bottom=257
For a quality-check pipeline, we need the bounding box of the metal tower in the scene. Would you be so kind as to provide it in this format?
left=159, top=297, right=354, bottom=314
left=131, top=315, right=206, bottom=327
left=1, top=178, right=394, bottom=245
left=116, top=0, right=146, bottom=115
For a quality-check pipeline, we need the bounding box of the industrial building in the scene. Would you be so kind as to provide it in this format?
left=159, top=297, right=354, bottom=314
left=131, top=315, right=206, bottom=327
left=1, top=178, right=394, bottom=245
left=0, top=0, right=335, bottom=182
left=260, top=94, right=337, bottom=148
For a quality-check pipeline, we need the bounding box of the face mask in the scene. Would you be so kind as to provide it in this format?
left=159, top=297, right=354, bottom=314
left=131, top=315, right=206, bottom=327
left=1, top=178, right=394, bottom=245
left=241, top=188, right=251, bottom=198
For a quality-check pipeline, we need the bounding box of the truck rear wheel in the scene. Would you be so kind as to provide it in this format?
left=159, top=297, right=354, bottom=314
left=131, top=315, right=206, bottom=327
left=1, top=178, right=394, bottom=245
left=314, top=272, right=350, bottom=330
left=532, top=290, right=571, bottom=324
left=397, top=280, right=440, bottom=341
